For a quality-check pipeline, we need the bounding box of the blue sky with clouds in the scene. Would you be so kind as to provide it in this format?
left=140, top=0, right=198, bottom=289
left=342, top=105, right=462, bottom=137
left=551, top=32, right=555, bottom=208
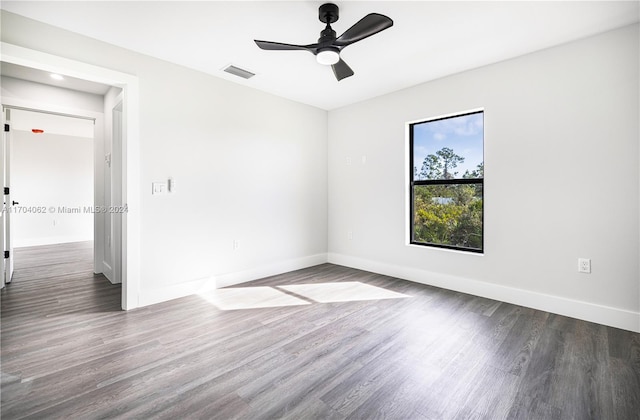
left=412, top=112, right=484, bottom=179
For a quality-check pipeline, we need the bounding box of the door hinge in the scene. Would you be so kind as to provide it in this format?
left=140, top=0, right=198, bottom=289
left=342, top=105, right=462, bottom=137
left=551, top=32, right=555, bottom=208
left=3, top=187, right=8, bottom=195
left=4, top=124, right=9, bottom=132
left=4, top=251, right=9, bottom=259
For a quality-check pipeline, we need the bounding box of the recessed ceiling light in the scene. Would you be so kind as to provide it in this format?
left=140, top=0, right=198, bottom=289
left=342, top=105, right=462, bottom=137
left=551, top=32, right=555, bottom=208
left=50, top=74, right=64, bottom=81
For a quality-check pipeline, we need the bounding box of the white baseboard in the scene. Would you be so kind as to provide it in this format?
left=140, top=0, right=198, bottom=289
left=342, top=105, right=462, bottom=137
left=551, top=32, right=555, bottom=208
left=138, top=275, right=218, bottom=308
left=102, top=261, right=118, bottom=284
left=328, top=252, right=640, bottom=333
left=138, top=253, right=328, bottom=308
left=215, top=253, right=328, bottom=289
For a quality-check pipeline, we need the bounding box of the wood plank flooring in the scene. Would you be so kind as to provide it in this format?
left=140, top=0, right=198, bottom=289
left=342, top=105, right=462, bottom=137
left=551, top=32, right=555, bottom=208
left=2, top=242, right=639, bottom=419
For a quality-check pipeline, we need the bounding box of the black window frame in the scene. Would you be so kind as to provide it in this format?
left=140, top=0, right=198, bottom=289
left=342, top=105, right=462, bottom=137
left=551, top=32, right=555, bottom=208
left=409, top=110, right=484, bottom=253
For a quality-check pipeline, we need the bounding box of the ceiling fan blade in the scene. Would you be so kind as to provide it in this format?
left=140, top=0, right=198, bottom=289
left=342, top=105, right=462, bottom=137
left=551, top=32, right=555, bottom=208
left=331, top=58, right=354, bottom=81
left=254, top=40, right=317, bottom=53
left=334, top=13, right=393, bottom=48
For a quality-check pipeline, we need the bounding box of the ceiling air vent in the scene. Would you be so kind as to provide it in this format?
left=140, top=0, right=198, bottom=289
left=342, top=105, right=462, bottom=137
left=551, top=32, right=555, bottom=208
left=223, top=65, right=255, bottom=80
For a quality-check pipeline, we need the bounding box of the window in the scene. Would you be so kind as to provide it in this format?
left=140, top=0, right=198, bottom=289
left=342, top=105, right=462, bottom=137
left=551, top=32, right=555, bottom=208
left=409, top=110, right=484, bottom=252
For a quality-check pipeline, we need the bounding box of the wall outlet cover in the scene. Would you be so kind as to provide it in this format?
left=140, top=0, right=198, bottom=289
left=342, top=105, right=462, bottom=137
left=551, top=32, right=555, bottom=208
left=578, top=258, right=591, bottom=274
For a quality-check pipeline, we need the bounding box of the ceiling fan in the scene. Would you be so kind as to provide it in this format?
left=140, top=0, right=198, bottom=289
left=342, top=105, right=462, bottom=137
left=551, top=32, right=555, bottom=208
left=254, top=3, right=393, bottom=81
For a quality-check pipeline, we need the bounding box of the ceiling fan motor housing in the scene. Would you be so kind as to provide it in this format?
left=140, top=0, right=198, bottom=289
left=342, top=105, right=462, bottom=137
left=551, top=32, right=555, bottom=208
left=318, top=27, right=337, bottom=45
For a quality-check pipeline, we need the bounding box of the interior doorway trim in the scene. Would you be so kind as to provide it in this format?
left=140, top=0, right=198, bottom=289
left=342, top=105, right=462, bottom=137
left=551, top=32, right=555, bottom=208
left=2, top=104, right=97, bottom=121
left=1, top=42, right=141, bottom=310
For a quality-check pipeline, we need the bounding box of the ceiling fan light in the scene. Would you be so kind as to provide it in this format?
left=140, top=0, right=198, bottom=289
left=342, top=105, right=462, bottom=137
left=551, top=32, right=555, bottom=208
left=317, top=49, right=340, bottom=65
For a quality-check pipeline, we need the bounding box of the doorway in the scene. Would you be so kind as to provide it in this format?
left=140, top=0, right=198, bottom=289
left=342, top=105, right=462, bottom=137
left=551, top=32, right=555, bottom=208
left=2, top=103, right=120, bottom=299
left=0, top=42, right=140, bottom=309
left=4, top=107, right=98, bottom=283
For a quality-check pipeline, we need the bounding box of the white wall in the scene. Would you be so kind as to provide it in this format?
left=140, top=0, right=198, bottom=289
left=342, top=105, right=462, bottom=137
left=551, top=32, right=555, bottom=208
left=137, top=64, right=328, bottom=302
left=328, top=24, right=639, bottom=332
left=11, top=129, right=94, bottom=247
left=1, top=11, right=329, bottom=305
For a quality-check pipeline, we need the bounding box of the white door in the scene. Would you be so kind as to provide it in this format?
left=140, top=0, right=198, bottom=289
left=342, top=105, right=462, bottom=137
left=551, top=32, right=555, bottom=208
left=2, top=107, right=14, bottom=284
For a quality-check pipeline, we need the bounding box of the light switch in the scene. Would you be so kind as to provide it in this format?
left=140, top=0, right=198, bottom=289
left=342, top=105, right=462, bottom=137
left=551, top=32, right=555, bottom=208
left=152, top=182, right=167, bottom=195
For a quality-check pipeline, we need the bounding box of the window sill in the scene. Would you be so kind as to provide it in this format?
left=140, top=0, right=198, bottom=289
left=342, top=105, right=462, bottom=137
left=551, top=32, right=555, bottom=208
left=406, top=242, right=485, bottom=256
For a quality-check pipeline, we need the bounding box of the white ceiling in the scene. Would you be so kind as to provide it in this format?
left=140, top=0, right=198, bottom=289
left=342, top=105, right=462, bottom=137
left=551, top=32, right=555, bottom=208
left=1, top=62, right=112, bottom=95
left=2, top=1, right=638, bottom=110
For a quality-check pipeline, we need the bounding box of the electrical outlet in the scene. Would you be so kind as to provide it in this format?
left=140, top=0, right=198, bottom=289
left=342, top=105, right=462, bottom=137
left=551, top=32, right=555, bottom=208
left=347, top=230, right=353, bottom=240
left=233, top=240, right=240, bottom=250
left=578, top=258, right=591, bottom=274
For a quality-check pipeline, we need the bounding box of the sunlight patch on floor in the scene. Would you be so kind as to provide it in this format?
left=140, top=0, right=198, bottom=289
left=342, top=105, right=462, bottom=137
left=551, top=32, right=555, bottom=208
left=278, top=282, right=411, bottom=303
left=198, top=286, right=311, bottom=310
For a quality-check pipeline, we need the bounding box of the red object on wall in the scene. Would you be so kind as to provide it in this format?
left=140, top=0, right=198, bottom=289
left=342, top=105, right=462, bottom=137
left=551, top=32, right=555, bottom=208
left=32, top=129, right=44, bottom=134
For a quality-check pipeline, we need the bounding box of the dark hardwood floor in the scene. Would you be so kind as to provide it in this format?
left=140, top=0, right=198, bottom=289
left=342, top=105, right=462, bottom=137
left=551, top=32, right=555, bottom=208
left=1, top=242, right=639, bottom=419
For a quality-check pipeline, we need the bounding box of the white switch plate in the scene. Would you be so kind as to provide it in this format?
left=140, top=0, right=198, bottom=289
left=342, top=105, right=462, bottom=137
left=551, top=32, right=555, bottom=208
left=152, top=182, right=167, bottom=195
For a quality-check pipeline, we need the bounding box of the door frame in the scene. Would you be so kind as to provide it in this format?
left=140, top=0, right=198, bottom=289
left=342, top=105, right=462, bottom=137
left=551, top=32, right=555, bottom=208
left=2, top=107, right=14, bottom=285
left=1, top=110, right=5, bottom=289
left=0, top=42, right=141, bottom=310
